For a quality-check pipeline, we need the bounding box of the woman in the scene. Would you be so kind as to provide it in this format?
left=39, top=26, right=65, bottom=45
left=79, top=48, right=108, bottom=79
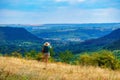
left=42, top=42, right=52, bottom=68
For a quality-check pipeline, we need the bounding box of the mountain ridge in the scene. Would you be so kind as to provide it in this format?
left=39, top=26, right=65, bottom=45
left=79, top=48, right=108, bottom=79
left=0, top=27, right=44, bottom=53
left=0, top=27, right=42, bottom=41
left=77, top=28, right=120, bottom=52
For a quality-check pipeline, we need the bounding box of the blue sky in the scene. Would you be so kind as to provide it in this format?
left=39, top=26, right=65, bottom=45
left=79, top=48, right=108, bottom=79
left=0, top=0, right=120, bottom=24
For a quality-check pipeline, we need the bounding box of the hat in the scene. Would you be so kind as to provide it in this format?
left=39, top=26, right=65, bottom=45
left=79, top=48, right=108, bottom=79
left=44, top=42, right=50, bottom=46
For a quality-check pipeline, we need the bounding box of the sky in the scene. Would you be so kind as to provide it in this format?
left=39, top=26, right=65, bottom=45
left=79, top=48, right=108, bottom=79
left=0, top=0, right=120, bottom=24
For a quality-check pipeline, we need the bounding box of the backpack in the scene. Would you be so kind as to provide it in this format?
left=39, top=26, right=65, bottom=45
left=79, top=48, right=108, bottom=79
left=42, top=46, right=49, bottom=53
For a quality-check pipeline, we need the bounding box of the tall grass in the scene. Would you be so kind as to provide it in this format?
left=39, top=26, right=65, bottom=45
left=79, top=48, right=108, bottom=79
left=0, top=57, right=120, bottom=80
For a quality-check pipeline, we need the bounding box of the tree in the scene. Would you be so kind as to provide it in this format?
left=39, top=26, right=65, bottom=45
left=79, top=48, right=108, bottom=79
left=79, top=53, right=94, bottom=66
left=35, top=53, right=43, bottom=61
left=113, top=50, right=120, bottom=60
left=50, top=48, right=55, bottom=57
left=0, top=53, right=3, bottom=56
left=79, top=50, right=120, bottom=70
left=59, top=50, right=74, bottom=63
left=25, top=50, right=37, bottom=59
left=95, top=50, right=120, bottom=70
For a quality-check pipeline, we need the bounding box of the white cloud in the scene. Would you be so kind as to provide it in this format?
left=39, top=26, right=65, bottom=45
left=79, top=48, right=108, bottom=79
left=0, top=8, right=120, bottom=24
left=0, top=9, right=47, bottom=24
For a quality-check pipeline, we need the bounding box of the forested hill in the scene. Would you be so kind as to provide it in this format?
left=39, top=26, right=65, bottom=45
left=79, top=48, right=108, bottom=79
left=0, top=27, right=43, bottom=53
left=0, top=26, right=120, bottom=54
left=0, top=27, right=42, bottom=41
left=62, top=28, right=120, bottom=53
left=82, top=28, right=120, bottom=45
left=101, top=28, right=120, bottom=50
left=105, top=39, right=120, bottom=50
left=76, top=28, right=120, bottom=52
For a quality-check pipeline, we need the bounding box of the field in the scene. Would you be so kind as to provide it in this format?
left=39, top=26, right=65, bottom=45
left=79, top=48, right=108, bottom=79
left=0, top=57, right=120, bottom=80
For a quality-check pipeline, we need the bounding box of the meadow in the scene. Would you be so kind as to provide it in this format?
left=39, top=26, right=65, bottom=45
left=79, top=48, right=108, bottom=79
left=0, top=57, right=120, bottom=80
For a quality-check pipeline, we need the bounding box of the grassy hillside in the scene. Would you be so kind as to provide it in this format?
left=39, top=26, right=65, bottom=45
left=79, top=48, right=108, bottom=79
left=0, top=57, right=120, bottom=80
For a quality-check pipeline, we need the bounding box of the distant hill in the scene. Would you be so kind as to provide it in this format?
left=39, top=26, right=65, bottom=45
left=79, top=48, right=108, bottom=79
left=40, top=28, right=120, bottom=53
left=105, top=39, right=120, bottom=50
left=28, top=23, right=115, bottom=42
left=102, top=29, right=120, bottom=50
left=0, top=27, right=42, bottom=41
left=0, top=27, right=43, bottom=53
left=82, top=28, right=120, bottom=46
left=69, top=28, right=120, bottom=53
left=0, top=26, right=120, bottom=54
left=80, top=29, right=120, bottom=50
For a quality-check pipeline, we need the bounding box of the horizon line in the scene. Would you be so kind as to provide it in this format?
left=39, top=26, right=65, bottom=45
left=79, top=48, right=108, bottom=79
left=0, top=22, right=120, bottom=25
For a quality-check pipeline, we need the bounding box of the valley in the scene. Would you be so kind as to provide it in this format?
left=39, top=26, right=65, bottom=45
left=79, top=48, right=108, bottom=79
left=0, top=23, right=120, bottom=54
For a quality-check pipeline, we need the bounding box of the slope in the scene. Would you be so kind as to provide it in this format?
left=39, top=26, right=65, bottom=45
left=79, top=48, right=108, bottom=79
left=83, top=28, right=120, bottom=45
left=0, top=57, right=120, bottom=80
left=0, top=27, right=42, bottom=41
left=105, top=39, right=120, bottom=50
left=0, top=27, right=44, bottom=53
left=75, top=28, right=120, bottom=52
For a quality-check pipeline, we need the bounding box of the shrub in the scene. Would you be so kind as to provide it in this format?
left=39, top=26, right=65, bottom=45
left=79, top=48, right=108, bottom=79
left=35, top=53, right=43, bottom=61
left=113, top=50, right=120, bottom=60
left=10, top=51, right=22, bottom=58
left=48, top=56, right=55, bottom=62
left=79, top=53, right=95, bottom=66
left=59, top=50, right=74, bottom=63
left=79, top=50, right=120, bottom=70
left=24, top=50, right=37, bottom=60
left=0, top=53, right=3, bottom=56
left=50, top=48, right=56, bottom=57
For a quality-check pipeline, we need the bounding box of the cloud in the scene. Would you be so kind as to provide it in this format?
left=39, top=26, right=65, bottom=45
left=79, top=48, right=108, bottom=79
left=50, top=7, right=120, bottom=23
left=0, top=8, right=120, bottom=24
left=0, top=0, right=120, bottom=24
left=0, top=9, right=46, bottom=24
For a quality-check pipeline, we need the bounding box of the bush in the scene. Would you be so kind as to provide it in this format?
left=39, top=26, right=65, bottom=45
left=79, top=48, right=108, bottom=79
left=79, top=50, right=120, bottom=70
left=24, top=50, right=37, bottom=60
left=79, top=53, right=94, bottom=66
left=35, top=53, right=43, bottom=61
left=113, top=50, right=120, bottom=60
left=0, top=53, right=3, bottom=56
left=48, top=56, right=55, bottom=62
left=10, top=51, right=22, bottom=58
left=50, top=48, right=56, bottom=57
left=59, top=50, right=74, bottom=63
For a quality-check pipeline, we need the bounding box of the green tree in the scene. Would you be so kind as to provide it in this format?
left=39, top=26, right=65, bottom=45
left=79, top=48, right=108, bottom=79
left=35, top=53, right=43, bottom=61
left=79, top=50, right=120, bottom=70
left=59, top=50, right=74, bottom=63
left=79, top=53, right=94, bottom=66
left=113, top=50, right=120, bottom=60
left=50, top=48, right=55, bottom=57
left=0, top=53, right=3, bottom=56
left=25, top=50, right=37, bottom=59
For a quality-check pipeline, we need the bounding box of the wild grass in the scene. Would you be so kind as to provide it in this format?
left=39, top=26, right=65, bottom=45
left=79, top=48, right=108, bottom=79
left=0, top=56, right=120, bottom=80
